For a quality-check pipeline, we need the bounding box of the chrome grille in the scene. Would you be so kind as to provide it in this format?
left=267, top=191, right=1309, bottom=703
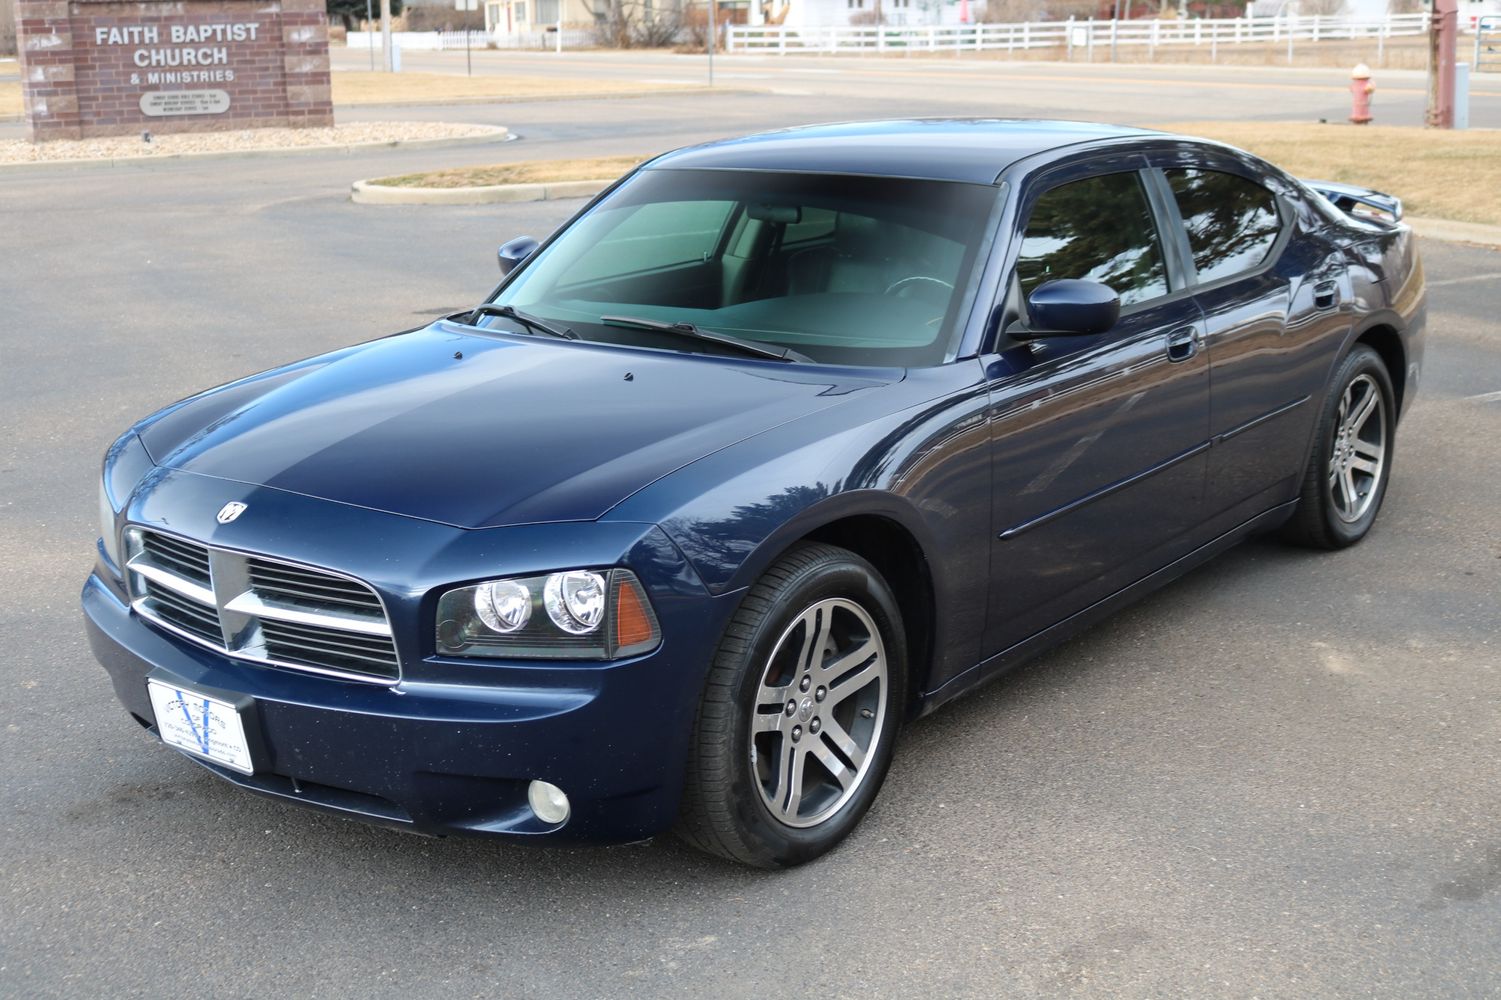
left=124, top=528, right=399, bottom=684
left=247, top=558, right=384, bottom=613
left=261, top=619, right=402, bottom=675
left=141, top=531, right=212, bottom=585
left=142, top=577, right=221, bottom=644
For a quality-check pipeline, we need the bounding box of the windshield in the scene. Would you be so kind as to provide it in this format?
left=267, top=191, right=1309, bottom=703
left=488, top=168, right=1003, bottom=367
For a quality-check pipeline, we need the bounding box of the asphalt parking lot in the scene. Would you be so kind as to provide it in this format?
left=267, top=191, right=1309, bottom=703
left=2, top=86, right=1500, bottom=998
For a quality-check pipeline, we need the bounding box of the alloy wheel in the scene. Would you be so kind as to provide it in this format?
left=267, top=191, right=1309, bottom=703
left=749, top=597, right=889, bottom=829
left=1328, top=372, right=1387, bottom=523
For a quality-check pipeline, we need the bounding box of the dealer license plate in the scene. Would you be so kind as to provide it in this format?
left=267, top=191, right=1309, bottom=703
left=147, top=680, right=254, bottom=775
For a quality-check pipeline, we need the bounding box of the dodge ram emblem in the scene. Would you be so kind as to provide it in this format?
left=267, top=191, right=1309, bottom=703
left=216, top=501, right=248, bottom=524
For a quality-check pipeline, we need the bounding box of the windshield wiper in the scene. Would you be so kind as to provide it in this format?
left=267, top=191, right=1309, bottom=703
left=460, top=304, right=578, bottom=341
left=600, top=315, right=809, bottom=363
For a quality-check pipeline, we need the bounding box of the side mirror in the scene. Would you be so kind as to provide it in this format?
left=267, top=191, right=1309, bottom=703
left=497, top=236, right=540, bottom=276
left=1023, top=279, right=1120, bottom=337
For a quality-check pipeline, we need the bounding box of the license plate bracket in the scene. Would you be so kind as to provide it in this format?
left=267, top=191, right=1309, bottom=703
left=146, top=675, right=258, bottom=775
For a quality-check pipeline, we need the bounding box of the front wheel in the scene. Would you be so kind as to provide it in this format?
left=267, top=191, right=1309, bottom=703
left=1283, top=344, right=1396, bottom=549
left=676, top=543, right=906, bottom=868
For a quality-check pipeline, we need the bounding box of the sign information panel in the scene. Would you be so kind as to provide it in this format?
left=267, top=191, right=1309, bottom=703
left=139, top=89, right=232, bottom=117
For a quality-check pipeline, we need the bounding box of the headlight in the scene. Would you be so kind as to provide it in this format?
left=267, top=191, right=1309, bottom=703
left=98, top=432, right=154, bottom=575
left=473, top=579, right=533, bottom=633
left=436, top=568, right=661, bottom=660
left=544, top=570, right=605, bottom=634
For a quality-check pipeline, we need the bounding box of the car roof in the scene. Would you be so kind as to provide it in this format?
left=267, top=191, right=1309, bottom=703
left=646, top=119, right=1161, bottom=185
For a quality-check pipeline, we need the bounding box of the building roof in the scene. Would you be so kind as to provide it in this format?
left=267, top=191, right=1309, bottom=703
left=647, top=119, right=1157, bottom=184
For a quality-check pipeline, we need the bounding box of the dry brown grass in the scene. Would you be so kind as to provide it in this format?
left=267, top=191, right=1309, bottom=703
left=330, top=71, right=679, bottom=105
left=0, top=80, right=22, bottom=118
left=370, top=154, right=648, bottom=188
left=1158, top=121, right=1501, bottom=227
left=0, top=71, right=677, bottom=119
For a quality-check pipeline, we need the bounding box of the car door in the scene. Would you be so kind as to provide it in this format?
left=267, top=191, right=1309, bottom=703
left=980, top=159, right=1212, bottom=661
left=1148, top=156, right=1354, bottom=534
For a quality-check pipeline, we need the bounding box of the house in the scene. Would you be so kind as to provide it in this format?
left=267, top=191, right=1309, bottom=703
left=485, top=0, right=601, bottom=33
left=761, top=0, right=975, bottom=26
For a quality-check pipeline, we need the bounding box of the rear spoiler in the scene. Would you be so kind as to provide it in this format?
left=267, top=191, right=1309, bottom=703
left=1301, top=179, right=1403, bottom=224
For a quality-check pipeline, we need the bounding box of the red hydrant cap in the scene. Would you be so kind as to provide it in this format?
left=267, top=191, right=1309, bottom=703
left=1351, top=62, right=1372, bottom=79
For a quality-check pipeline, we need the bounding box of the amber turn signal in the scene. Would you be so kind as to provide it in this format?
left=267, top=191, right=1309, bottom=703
left=614, top=575, right=658, bottom=650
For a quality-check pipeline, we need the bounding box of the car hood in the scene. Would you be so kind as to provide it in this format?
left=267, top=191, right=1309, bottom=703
left=137, top=324, right=892, bottom=529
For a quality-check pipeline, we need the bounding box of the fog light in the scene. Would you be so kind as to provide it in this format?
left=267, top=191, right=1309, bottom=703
left=528, top=780, right=570, bottom=825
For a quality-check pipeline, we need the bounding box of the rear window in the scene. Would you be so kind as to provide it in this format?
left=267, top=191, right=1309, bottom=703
left=1165, top=169, right=1282, bottom=283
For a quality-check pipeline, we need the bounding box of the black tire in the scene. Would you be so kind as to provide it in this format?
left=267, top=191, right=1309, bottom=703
left=676, top=542, right=907, bottom=868
left=1282, top=344, right=1397, bottom=549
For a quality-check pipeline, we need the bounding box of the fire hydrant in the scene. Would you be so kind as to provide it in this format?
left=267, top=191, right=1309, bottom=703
left=1349, top=63, right=1375, bottom=125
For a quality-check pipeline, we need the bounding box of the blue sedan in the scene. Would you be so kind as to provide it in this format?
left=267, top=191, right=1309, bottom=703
left=84, top=120, right=1425, bottom=867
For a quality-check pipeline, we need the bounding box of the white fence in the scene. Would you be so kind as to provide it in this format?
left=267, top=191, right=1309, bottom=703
left=726, top=12, right=1436, bottom=56
left=346, top=28, right=593, bottom=51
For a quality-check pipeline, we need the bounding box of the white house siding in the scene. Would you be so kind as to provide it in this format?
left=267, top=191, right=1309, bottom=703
left=782, top=0, right=975, bottom=27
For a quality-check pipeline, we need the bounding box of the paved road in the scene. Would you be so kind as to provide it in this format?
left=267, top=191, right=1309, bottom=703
left=329, top=47, right=1501, bottom=129
left=9, top=48, right=1501, bottom=141
left=1, top=99, right=1499, bottom=998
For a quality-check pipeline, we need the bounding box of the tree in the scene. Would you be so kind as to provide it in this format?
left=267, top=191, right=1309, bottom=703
left=594, top=0, right=687, bottom=47
left=326, top=0, right=403, bottom=32
left=978, top=0, right=1102, bottom=21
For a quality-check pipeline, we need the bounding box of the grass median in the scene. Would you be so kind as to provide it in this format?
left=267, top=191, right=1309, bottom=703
left=0, top=71, right=682, bottom=120
left=330, top=71, right=681, bottom=105
left=368, top=155, right=646, bottom=188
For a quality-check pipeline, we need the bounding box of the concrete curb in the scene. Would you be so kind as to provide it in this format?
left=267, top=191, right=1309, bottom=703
left=0, top=126, right=512, bottom=173
left=352, top=176, right=610, bottom=205
left=1407, top=216, right=1501, bottom=250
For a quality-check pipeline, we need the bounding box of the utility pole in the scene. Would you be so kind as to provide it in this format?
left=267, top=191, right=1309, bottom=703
left=381, top=0, right=394, bottom=72
left=707, top=0, right=716, bottom=86
left=366, top=0, right=375, bottom=69
left=1426, top=0, right=1457, bottom=127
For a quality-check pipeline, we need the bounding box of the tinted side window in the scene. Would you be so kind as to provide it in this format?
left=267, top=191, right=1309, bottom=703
left=1165, top=169, right=1281, bottom=282
left=1016, top=172, right=1169, bottom=307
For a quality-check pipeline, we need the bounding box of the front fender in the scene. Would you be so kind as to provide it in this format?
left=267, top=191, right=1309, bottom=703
left=607, top=361, right=994, bottom=692
left=683, top=488, right=946, bottom=598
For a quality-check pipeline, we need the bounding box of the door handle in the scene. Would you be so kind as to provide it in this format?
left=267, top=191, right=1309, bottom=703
left=1314, top=280, right=1339, bottom=309
left=1166, top=326, right=1199, bottom=363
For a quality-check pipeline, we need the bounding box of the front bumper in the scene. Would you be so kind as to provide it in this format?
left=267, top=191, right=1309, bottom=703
left=83, top=564, right=737, bottom=844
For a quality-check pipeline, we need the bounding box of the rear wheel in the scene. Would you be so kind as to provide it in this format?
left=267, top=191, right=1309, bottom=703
left=676, top=543, right=906, bottom=868
left=1283, top=344, right=1396, bottom=549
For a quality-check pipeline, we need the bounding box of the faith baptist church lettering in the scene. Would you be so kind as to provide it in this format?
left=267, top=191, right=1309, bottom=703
left=17, top=0, right=334, bottom=140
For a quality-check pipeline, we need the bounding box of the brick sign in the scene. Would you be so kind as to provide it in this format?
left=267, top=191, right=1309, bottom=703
left=17, top=0, right=333, bottom=141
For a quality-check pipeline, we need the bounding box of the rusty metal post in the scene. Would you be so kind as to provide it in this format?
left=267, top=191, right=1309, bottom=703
left=1427, top=0, right=1458, bottom=128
